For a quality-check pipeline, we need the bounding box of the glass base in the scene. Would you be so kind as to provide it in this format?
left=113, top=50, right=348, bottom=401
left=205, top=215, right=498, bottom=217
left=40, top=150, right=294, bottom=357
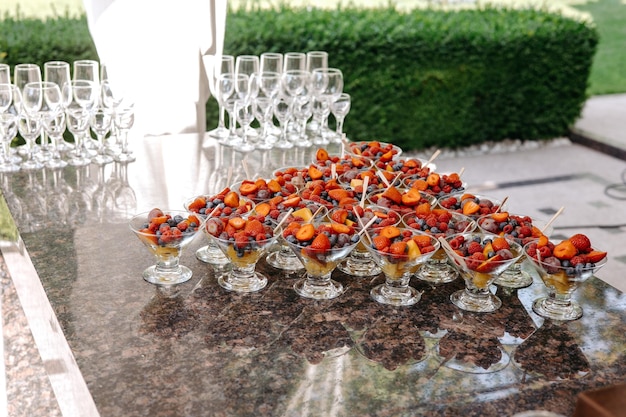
left=417, top=260, right=458, bottom=284
left=114, top=152, right=136, bottom=163
left=218, top=271, right=268, bottom=293
left=142, top=264, right=192, bottom=286
left=294, top=276, right=344, bottom=300
left=196, top=244, right=229, bottom=266
left=92, top=153, right=114, bottom=165
left=494, top=265, right=533, bottom=289
left=266, top=250, right=303, bottom=271
left=441, top=344, right=510, bottom=374
left=370, top=283, right=421, bottom=306
left=337, top=257, right=381, bottom=277
left=532, top=297, right=583, bottom=321
left=450, top=288, right=501, bottom=312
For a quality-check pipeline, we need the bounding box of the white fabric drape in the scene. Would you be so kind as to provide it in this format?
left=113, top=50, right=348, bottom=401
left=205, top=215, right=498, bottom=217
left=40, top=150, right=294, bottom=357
left=83, top=0, right=227, bottom=135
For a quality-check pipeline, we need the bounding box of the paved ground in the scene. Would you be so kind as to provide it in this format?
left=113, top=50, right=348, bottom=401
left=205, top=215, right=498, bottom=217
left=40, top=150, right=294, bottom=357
left=405, top=94, right=626, bottom=293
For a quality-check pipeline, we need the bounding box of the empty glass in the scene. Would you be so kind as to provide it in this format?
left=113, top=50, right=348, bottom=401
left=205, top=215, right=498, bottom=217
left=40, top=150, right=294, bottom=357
left=283, top=52, right=306, bottom=72
left=207, top=55, right=235, bottom=141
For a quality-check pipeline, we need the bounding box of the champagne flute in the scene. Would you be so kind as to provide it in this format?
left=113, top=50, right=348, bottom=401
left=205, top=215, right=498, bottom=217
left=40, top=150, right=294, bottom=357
left=257, top=70, right=282, bottom=147
left=215, top=73, right=235, bottom=145
left=44, top=61, right=73, bottom=152
left=73, top=60, right=100, bottom=150
left=0, top=83, right=12, bottom=114
left=90, top=106, right=114, bottom=165
left=306, top=51, right=328, bottom=73
left=14, top=64, right=43, bottom=158
left=283, top=52, right=306, bottom=72
left=207, top=55, right=234, bottom=140
left=260, top=52, right=283, bottom=74
left=65, top=79, right=99, bottom=166
left=273, top=93, right=293, bottom=150
left=235, top=55, right=260, bottom=141
left=113, top=103, right=136, bottom=162
left=234, top=99, right=255, bottom=153
left=312, top=67, right=343, bottom=143
left=0, top=64, right=10, bottom=84
left=331, top=93, right=351, bottom=139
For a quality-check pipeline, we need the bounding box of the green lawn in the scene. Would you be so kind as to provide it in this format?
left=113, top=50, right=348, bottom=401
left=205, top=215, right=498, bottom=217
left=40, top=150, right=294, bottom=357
left=2, top=0, right=624, bottom=95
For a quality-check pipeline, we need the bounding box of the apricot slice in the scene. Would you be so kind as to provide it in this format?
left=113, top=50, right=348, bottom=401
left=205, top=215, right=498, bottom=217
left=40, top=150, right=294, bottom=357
left=462, top=200, right=480, bottom=216
left=410, top=179, right=428, bottom=191
left=308, top=166, right=324, bottom=180
left=223, top=191, right=240, bottom=208
left=228, top=217, right=246, bottom=230
left=238, top=182, right=258, bottom=195
left=381, top=187, right=403, bottom=205
left=491, top=212, right=510, bottom=223
left=295, top=223, right=315, bottom=241
left=282, top=196, right=302, bottom=208
left=316, top=148, right=330, bottom=162
left=267, top=179, right=282, bottom=193
left=401, top=188, right=423, bottom=207
left=255, top=202, right=271, bottom=217
left=187, top=198, right=206, bottom=212
left=331, top=223, right=352, bottom=234
left=586, top=250, right=607, bottom=263
left=328, top=189, right=350, bottom=202
left=426, top=173, right=440, bottom=187
left=379, top=225, right=401, bottom=239
left=553, top=240, right=577, bottom=260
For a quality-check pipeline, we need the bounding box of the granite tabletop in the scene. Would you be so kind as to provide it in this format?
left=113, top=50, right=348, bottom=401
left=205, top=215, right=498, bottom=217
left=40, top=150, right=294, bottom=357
left=1, top=133, right=625, bottom=417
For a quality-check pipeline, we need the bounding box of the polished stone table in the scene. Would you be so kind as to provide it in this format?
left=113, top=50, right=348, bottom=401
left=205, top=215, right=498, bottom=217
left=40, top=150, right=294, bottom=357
left=1, top=133, right=625, bottom=417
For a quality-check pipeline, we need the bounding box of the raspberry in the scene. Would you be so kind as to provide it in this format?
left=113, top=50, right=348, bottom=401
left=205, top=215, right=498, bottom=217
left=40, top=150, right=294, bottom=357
left=570, top=255, right=586, bottom=266
left=467, top=241, right=483, bottom=255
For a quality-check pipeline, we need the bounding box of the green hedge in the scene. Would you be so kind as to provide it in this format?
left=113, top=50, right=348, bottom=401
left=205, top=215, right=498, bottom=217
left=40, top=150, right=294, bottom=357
left=0, top=6, right=598, bottom=151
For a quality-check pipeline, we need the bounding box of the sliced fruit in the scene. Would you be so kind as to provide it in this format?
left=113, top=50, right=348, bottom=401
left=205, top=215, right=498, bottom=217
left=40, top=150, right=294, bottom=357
left=569, top=233, right=592, bottom=252
left=475, top=254, right=503, bottom=273
left=238, top=182, right=258, bottom=195
left=186, top=198, right=206, bottom=212
left=491, top=237, right=510, bottom=252
left=406, top=239, right=421, bottom=258
left=412, top=234, right=433, bottom=249
left=328, top=188, right=350, bottom=202
left=244, top=219, right=266, bottom=236
left=401, top=188, right=423, bottom=207
left=308, top=165, right=324, bottom=180
left=295, top=223, right=316, bottom=241
left=255, top=202, right=271, bottom=217
left=381, top=186, right=403, bottom=205
left=350, top=178, right=364, bottom=189
left=426, top=173, right=440, bottom=187
left=228, top=217, right=246, bottom=230
left=389, top=241, right=407, bottom=257
left=537, top=235, right=549, bottom=248
left=309, top=233, right=331, bottom=251
left=411, top=179, right=428, bottom=191
left=330, top=208, right=349, bottom=224
left=372, top=235, right=391, bottom=251
left=223, top=191, right=240, bottom=208
left=379, top=225, right=401, bottom=239
left=331, top=223, right=353, bottom=234
left=482, top=241, right=495, bottom=257
left=462, top=200, right=480, bottom=216
left=553, top=240, right=577, bottom=260
left=586, top=250, right=607, bottom=263
left=282, top=196, right=302, bottom=208
left=267, top=179, right=283, bottom=193
left=292, top=207, right=313, bottom=222
left=316, top=148, right=330, bottom=162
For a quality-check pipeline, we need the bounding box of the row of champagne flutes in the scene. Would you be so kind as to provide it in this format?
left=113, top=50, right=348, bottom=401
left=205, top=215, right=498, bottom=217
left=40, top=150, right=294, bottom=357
left=207, top=51, right=351, bottom=152
left=0, top=60, right=135, bottom=174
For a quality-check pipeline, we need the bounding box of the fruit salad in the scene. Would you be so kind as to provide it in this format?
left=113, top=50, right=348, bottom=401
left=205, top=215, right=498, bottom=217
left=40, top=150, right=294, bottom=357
left=404, top=172, right=465, bottom=197
left=133, top=208, right=202, bottom=256
left=477, top=212, right=548, bottom=245
left=367, top=186, right=436, bottom=216
left=185, top=187, right=254, bottom=218
left=345, top=140, right=402, bottom=162
left=438, top=193, right=503, bottom=219
left=208, top=215, right=276, bottom=267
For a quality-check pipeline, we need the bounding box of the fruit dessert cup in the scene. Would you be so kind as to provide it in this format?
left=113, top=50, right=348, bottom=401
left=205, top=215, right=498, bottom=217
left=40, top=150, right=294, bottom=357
left=437, top=192, right=504, bottom=220
left=231, top=177, right=299, bottom=203
left=403, top=171, right=466, bottom=198
left=254, top=196, right=328, bottom=272
left=364, top=225, right=439, bottom=306
left=374, top=157, right=434, bottom=182
left=185, top=188, right=255, bottom=266
left=283, top=222, right=361, bottom=299
left=478, top=211, right=553, bottom=288
left=313, top=147, right=374, bottom=174
left=337, top=169, right=387, bottom=201
left=403, top=206, right=476, bottom=284
left=329, top=205, right=402, bottom=277
left=129, top=208, right=203, bottom=285
left=344, top=140, right=402, bottom=162
left=208, top=215, right=280, bottom=292
left=441, top=233, right=522, bottom=313
left=299, top=178, right=359, bottom=209
left=524, top=234, right=607, bottom=321
left=367, top=186, right=437, bottom=216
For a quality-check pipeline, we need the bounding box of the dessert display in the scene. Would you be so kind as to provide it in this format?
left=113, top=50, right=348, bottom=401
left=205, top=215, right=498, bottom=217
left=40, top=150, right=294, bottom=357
left=329, top=205, right=402, bottom=277
left=129, top=208, right=202, bottom=285
left=441, top=233, right=522, bottom=312
left=283, top=222, right=361, bottom=299
left=477, top=211, right=552, bottom=288
left=209, top=215, right=280, bottom=292
left=403, top=206, right=476, bottom=284
left=185, top=187, right=255, bottom=266
left=364, top=225, right=439, bottom=306
left=404, top=171, right=465, bottom=197
left=437, top=193, right=503, bottom=219
left=524, top=233, right=607, bottom=320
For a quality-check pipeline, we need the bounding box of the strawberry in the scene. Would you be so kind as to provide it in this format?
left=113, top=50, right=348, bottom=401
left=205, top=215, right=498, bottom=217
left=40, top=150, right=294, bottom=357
left=491, top=237, right=510, bottom=252
left=586, top=250, right=607, bottom=263
left=389, top=241, right=408, bottom=257
left=244, top=219, right=266, bottom=237
left=569, top=233, right=592, bottom=252
left=309, top=233, right=331, bottom=252
left=372, top=235, right=391, bottom=251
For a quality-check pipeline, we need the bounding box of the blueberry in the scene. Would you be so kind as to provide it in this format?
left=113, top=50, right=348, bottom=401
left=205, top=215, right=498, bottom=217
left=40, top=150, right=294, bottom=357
left=351, top=234, right=360, bottom=243
left=173, top=215, right=184, bottom=223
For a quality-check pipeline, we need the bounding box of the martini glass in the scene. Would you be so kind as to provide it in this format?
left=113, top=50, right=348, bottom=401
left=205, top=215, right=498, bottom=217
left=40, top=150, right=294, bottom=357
left=441, top=233, right=523, bottom=313
left=524, top=240, right=607, bottom=321
left=284, top=222, right=360, bottom=300
left=364, top=227, right=440, bottom=306
left=403, top=211, right=476, bottom=284
left=477, top=212, right=553, bottom=289
left=184, top=189, right=254, bottom=268
left=211, top=217, right=279, bottom=293
left=129, top=209, right=203, bottom=285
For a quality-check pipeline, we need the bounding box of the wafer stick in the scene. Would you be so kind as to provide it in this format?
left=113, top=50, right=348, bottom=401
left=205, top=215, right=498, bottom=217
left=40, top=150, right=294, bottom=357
left=359, top=175, right=370, bottom=208
left=376, top=170, right=390, bottom=187
left=273, top=208, right=293, bottom=234
left=437, top=236, right=466, bottom=268
left=425, top=149, right=441, bottom=168
left=541, top=206, right=564, bottom=233
left=494, top=196, right=509, bottom=213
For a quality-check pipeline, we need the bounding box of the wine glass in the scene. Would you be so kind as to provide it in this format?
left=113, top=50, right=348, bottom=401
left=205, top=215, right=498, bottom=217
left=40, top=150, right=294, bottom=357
left=272, top=93, right=294, bottom=150
left=291, top=94, right=313, bottom=147
left=0, top=83, right=13, bottom=114
left=331, top=93, right=351, bottom=139
left=260, top=52, right=283, bottom=73
left=0, top=64, right=10, bottom=84
left=113, top=103, right=136, bottom=162
left=90, top=106, right=114, bottom=165
left=213, top=72, right=236, bottom=145
left=364, top=227, right=440, bottom=306
left=44, top=61, right=73, bottom=152
left=207, top=55, right=235, bottom=141
left=524, top=239, right=607, bottom=321
left=65, top=79, right=99, bottom=166
left=234, top=99, right=255, bottom=153
left=284, top=222, right=360, bottom=300
left=129, top=209, right=203, bottom=285
left=42, top=110, right=68, bottom=169
left=211, top=216, right=280, bottom=293
left=312, top=68, right=343, bottom=143
left=441, top=233, right=523, bottom=313
left=73, top=60, right=100, bottom=84
left=252, top=96, right=275, bottom=149
left=14, top=64, right=43, bottom=158
left=306, top=51, right=328, bottom=73
left=0, top=112, right=20, bottom=173
left=283, top=52, right=306, bottom=72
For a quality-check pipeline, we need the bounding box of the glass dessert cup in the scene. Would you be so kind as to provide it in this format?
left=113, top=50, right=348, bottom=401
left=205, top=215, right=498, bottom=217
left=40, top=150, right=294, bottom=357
left=184, top=192, right=255, bottom=268
left=129, top=209, right=203, bottom=286
left=364, top=228, right=440, bottom=306
left=264, top=200, right=328, bottom=272
left=211, top=223, right=280, bottom=293
left=442, top=233, right=522, bottom=313
left=344, top=140, right=402, bottom=162
left=284, top=224, right=359, bottom=300
left=330, top=205, right=401, bottom=277
left=524, top=242, right=607, bottom=321
left=477, top=212, right=553, bottom=289
left=403, top=211, right=476, bottom=284
left=436, top=192, right=504, bottom=220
